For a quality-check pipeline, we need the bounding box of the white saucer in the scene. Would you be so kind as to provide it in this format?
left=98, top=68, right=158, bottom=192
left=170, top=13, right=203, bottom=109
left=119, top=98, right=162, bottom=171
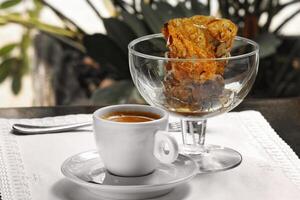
left=61, top=150, right=198, bottom=200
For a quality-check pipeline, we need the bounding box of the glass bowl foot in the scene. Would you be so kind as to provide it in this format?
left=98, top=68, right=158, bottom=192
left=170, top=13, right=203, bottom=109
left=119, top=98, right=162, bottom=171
left=182, top=144, right=242, bottom=173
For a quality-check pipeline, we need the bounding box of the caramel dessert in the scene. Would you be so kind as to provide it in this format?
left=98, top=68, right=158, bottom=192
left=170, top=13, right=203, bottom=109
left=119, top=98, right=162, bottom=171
left=161, top=15, right=238, bottom=115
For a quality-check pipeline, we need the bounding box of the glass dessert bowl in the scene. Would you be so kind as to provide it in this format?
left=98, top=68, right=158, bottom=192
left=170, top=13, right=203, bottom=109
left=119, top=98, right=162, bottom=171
left=128, top=33, right=259, bottom=173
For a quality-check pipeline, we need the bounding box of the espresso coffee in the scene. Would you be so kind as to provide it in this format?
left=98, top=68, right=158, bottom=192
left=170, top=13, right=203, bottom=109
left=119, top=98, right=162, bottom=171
left=93, top=104, right=178, bottom=177
left=103, top=111, right=161, bottom=123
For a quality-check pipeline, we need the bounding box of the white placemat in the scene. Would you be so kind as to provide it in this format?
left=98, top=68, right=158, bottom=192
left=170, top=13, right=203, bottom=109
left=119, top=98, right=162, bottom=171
left=0, top=111, right=300, bottom=200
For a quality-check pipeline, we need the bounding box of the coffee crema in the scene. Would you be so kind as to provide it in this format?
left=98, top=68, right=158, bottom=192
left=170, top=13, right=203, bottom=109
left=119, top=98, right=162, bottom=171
left=102, top=111, right=161, bottom=123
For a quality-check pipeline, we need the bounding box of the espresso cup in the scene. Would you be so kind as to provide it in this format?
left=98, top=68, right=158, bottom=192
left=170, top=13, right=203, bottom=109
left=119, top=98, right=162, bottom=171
left=93, top=104, right=179, bottom=177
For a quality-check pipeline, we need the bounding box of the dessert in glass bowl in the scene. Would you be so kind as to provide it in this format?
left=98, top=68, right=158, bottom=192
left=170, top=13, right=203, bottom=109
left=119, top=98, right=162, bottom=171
left=129, top=15, right=259, bottom=172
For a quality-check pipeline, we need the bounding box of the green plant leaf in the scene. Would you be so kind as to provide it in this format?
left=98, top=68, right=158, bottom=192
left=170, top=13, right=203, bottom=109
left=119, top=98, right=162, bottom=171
left=0, top=57, right=18, bottom=83
left=0, top=17, right=7, bottom=25
left=191, top=0, right=210, bottom=15
left=31, top=0, right=43, bottom=18
left=3, top=57, right=22, bottom=94
left=0, top=66, right=10, bottom=83
left=141, top=1, right=164, bottom=33
left=102, top=18, right=137, bottom=54
left=31, top=18, right=77, bottom=38
left=11, top=72, right=21, bottom=94
left=120, top=10, right=149, bottom=37
left=2, top=14, right=77, bottom=38
left=174, top=2, right=194, bottom=17
left=83, top=34, right=130, bottom=79
left=155, top=2, right=181, bottom=23
left=0, top=61, right=11, bottom=83
left=0, top=0, right=21, bottom=9
left=46, top=33, right=85, bottom=52
left=0, top=43, right=17, bottom=56
left=20, top=32, right=31, bottom=74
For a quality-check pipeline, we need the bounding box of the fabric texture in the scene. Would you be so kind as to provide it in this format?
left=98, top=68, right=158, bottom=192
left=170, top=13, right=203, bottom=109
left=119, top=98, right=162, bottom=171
left=0, top=111, right=299, bottom=200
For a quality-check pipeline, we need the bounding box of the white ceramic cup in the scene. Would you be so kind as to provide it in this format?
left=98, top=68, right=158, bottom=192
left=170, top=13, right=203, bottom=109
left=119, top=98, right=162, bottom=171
left=93, top=104, right=179, bottom=177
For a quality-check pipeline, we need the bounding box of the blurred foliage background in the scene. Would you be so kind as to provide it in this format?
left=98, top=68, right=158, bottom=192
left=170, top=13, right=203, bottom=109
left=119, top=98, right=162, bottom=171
left=1, top=0, right=300, bottom=106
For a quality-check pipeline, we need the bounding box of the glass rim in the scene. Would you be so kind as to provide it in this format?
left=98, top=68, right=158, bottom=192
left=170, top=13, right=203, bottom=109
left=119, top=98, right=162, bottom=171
left=128, top=33, right=259, bottom=61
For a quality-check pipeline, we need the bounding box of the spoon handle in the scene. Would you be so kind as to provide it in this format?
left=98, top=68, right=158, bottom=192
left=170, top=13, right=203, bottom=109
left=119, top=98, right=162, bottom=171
left=12, top=122, right=181, bottom=135
left=12, top=122, right=92, bottom=135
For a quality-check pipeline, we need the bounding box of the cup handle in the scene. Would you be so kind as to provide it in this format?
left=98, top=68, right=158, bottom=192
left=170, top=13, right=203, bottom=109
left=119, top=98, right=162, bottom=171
left=154, top=130, right=179, bottom=164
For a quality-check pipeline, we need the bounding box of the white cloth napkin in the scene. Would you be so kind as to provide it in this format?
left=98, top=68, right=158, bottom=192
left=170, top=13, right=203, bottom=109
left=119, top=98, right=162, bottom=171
left=0, top=111, right=300, bottom=200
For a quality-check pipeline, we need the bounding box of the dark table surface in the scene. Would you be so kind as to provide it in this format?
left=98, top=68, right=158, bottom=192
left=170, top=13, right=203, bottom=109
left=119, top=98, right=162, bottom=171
left=0, top=97, right=299, bottom=157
